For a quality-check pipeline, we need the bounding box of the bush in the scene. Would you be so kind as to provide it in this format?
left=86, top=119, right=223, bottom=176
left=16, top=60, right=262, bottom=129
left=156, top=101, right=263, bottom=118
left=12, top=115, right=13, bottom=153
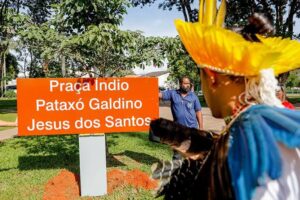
left=4, top=90, right=16, bottom=98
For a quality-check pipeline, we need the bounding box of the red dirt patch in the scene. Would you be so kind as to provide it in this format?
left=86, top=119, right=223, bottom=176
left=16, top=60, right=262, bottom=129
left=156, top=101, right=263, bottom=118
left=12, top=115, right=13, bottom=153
left=107, top=169, right=158, bottom=194
left=43, top=170, right=80, bottom=200
left=43, top=169, right=157, bottom=199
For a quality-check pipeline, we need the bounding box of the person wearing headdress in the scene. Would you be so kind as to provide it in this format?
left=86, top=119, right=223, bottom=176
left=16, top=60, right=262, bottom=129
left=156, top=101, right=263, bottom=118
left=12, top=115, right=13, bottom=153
left=149, top=0, right=300, bottom=199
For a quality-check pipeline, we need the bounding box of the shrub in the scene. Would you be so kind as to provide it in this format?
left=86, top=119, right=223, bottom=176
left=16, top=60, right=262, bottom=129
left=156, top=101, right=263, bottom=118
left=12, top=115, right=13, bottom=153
left=4, top=90, right=16, bottom=98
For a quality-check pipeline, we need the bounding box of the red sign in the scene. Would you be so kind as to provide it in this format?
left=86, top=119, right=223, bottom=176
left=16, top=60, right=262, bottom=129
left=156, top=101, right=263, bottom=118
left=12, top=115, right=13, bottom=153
left=17, top=78, right=159, bottom=136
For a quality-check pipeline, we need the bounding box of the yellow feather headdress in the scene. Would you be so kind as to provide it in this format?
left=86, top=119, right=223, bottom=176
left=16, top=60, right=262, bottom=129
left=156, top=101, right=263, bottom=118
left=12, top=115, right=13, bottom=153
left=175, top=0, right=300, bottom=76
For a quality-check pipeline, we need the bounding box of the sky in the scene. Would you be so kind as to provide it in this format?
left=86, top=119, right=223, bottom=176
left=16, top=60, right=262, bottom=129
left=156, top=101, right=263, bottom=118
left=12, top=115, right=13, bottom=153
left=121, top=3, right=183, bottom=37
left=120, top=3, right=184, bottom=75
left=121, top=3, right=300, bottom=75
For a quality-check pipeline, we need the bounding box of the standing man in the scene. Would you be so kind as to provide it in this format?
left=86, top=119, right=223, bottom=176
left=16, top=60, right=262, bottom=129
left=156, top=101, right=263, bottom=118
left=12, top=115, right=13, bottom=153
left=159, top=76, right=203, bottom=159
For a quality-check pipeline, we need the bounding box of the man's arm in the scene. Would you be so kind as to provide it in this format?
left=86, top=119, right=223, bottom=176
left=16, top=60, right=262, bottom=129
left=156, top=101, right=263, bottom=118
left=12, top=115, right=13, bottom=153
left=196, top=111, right=203, bottom=129
left=159, top=90, right=172, bottom=101
left=159, top=92, right=163, bottom=99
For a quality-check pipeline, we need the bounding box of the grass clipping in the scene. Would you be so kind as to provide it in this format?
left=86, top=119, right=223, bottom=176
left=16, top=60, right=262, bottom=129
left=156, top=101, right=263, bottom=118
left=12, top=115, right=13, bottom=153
left=43, top=169, right=158, bottom=199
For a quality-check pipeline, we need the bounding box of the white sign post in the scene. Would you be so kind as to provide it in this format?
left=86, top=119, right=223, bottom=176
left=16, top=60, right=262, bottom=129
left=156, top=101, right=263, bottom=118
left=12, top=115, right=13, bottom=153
left=79, top=134, right=107, bottom=196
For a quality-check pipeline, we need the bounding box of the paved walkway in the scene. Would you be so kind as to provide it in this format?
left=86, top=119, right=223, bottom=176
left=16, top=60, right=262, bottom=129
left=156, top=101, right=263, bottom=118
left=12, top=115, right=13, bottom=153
left=0, top=128, right=18, bottom=141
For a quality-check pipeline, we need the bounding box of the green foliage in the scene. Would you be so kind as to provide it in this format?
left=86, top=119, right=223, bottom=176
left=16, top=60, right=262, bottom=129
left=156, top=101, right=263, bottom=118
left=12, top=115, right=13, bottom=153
left=160, top=36, right=200, bottom=89
left=286, top=70, right=300, bottom=88
left=0, top=98, right=16, bottom=110
left=24, top=0, right=60, bottom=24
left=5, top=53, right=19, bottom=80
left=61, top=24, right=165, bottom=77
left=4, top=90, right=16, bottom=98
left=54, top=0, right=129, bottom=34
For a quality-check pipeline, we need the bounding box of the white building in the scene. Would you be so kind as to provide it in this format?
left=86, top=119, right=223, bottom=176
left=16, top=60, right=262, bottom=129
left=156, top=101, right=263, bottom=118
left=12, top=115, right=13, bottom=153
left=142, top=71, right=176, bottom=89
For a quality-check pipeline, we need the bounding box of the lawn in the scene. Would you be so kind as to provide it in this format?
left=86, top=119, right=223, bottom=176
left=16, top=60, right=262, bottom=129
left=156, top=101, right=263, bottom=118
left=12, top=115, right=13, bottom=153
left=0, top=98, right=172, bottom=199
left=0, top=133, right=172, bottom=199
left=0, top=98, right=17, bottom=131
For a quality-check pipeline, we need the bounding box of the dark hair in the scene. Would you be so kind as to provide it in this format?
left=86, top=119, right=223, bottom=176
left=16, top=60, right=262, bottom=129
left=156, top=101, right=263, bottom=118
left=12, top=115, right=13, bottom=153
left=179, top=76, right=192, bottom=84
left=241, top=13, right=274, bottom=42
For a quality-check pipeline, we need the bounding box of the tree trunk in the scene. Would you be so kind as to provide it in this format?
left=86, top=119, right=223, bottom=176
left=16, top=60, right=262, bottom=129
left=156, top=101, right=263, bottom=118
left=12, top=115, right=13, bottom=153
left=0, top=54, right=3, bottom=97
left=61, top=55, right=66, bottom=77
left=283, top=0, right=297, bottom=38
left=179, top=0, right=189, bottom=22
left=3, top=53, right=6, bottom=96
left=1, top=53, right=6, bottom=97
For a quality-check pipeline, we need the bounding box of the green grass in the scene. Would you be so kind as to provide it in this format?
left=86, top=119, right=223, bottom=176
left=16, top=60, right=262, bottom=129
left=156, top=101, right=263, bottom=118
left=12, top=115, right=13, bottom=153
left=0, top=98, right=17, bottom=132
left=0, top=133, right=172, bottom=200
left=0, top=113, right=17, bottom=122
left=0, top=98, right=170, bottom=199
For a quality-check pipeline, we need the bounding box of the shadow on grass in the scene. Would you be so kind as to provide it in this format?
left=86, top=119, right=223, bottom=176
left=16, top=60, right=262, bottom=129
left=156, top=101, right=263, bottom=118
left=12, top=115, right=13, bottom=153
left=15, top=134, right=127, bottom=171
left=18, top=154, right=79, bottom=173
left=15, top=135, right=80, bottom=173
left=107, top=154, right=126, bottom=167
left=107, top=134, right=118, bottom=148
left=0, top=167, right=18, bottom=172
left=15, top=135, right=79, bottom=155
left=110, top=132, right=169, bottom=152
left=122, top=150, right=160, bottom=165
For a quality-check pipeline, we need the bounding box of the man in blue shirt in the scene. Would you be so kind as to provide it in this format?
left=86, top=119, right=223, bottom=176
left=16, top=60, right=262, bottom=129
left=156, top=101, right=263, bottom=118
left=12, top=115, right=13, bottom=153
left=159, top=76, right=203, bottom=159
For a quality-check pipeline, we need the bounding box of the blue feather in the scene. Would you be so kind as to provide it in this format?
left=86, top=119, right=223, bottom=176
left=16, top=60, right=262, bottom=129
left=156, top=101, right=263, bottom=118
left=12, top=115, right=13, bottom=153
left=251, top=118, right=268, bottom=182
left=228, top=105, right=300, bottom=200
left=258, top=115, right=282, bottom=179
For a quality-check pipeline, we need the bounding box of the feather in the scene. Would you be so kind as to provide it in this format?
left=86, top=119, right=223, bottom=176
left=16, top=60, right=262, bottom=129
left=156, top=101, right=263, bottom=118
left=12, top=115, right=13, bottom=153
left=257, top=115, right=282, bottom=179
left=198, top=0, right=204, bottom=23
left=174, top=20, right=284, bottom=76
left=228, top=105, right=300, bottom=200
left=204, top=0, right=216, bottom=25
left=215, top=0, right=226, bottom=27
left=174, top=19, right=300, bottom=76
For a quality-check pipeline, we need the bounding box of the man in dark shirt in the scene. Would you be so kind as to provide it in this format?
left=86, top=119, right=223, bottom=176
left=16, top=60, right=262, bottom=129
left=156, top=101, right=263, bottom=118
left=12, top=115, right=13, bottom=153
left=159, top=76, right=203, bottom=159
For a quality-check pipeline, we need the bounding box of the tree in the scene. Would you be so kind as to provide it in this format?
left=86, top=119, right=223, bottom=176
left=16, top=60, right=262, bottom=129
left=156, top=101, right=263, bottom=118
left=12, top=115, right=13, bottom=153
left=131, top=0, right=200, bottom=89
left=17, top=21, right=65, bottom=77
left=226, top=0, right=300, bottom=39
left=0, top=4, right=21, bottom=96
left=132, top=0, right=300, bottom=38
left=286, top=70, right=300, bottom=88
left=60, top=24, right=165, bottom=77
left=161, top=36, right=200, bottom=89
left=0, top=0, right=58, bottom=95
left=21, top=0, right=60, bottom=24
left=53, top=0, right=129, bottom=34
left=131, top=0, right=199, bottom=22
left=225, top=1, right=300, bottom=86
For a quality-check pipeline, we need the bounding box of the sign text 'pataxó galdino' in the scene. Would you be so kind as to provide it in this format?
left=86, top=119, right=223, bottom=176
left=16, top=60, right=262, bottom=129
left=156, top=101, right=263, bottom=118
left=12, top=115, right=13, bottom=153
left=17, top=78, right=158, bottom=136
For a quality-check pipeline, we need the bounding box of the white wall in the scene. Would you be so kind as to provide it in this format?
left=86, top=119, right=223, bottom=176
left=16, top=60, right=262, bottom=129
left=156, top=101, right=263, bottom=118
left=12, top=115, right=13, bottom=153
left=158, top=73, right=169, bottom=88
